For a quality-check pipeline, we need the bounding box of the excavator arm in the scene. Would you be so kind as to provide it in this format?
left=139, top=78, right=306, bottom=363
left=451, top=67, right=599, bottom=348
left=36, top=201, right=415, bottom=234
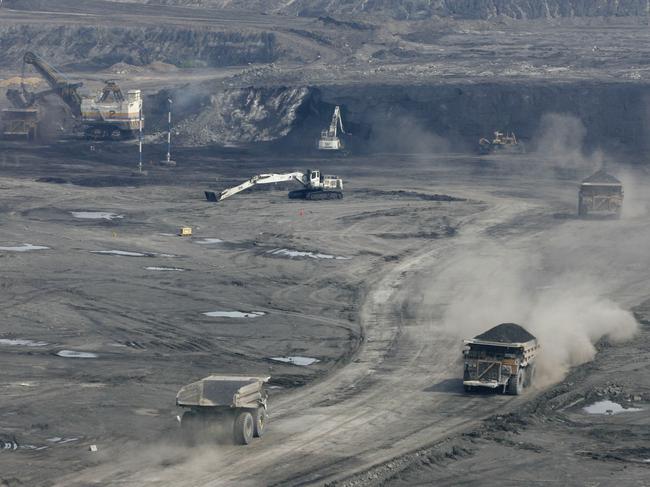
left=334, top=106, right=344, bottom=135
left=326, top=106, right=345, bottom=137
left=21, top=52, right=83, bottom=116
left=208, top=172, right=307, bottom=202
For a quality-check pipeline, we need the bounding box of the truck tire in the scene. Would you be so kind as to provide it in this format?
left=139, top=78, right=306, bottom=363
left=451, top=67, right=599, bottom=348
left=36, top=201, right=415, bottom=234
left=253, top=407, right=267, bottom=438
left=507, top=368, right=524, bottom=395
left=525, top=364, right=536, bottom=388
left=233, top=411, right=254, bottom=445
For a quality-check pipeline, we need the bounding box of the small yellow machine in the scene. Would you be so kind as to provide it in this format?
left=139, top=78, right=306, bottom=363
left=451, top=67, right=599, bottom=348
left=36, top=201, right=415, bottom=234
left=179, top=227, right=192, bottom=237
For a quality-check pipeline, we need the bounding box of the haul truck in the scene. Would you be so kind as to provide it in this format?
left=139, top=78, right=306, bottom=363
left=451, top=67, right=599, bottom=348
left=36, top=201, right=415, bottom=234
left=177, top=375, right=269, bottom=445
left=462, top=323, right=539, bottom=395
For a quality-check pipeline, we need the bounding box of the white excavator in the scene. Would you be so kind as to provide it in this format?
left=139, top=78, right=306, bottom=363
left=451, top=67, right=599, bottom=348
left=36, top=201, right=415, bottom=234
left=318, top=106, right=345, bottom=150
left=205, top=169, right=343, bottom=202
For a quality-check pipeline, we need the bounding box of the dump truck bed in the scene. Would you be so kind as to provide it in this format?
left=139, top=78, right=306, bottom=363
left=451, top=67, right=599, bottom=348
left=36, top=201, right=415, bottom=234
left=176, top=375, right=270, bottom=408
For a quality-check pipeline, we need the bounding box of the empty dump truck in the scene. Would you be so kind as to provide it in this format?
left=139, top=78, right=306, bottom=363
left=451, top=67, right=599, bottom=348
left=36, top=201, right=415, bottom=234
left=177, top=375, right=269, bottom=445
left=462, top=323, right=539, bottom=395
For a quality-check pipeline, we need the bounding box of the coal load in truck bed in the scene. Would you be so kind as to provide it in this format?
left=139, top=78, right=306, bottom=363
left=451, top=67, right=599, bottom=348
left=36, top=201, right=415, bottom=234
left=474, top=323, right=535, bottom=343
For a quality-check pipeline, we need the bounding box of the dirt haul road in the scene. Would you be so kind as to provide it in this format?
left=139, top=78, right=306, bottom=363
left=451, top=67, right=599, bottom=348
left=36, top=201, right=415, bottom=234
left=42, top=157, right=593, bottom=486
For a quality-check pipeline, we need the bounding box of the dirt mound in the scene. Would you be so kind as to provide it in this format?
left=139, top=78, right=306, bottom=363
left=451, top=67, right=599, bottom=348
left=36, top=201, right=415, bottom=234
left=147, top=61, right=179, bottom=73
left=105, top=62, right=144, bottom=75
left=0, top=77, right=43, bottom=88
left=474, top=323, right=535, bottom=343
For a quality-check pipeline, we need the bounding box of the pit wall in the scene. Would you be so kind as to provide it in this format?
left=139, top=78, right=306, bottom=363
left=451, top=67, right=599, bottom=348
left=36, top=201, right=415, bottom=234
left=157, top=82, right=650, bottom=158
left=312, top=82, right=650, bottom=156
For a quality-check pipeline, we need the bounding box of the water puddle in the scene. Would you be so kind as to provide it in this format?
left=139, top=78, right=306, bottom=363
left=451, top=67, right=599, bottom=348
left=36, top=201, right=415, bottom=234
left=203, top=311, right=266, bottom=318
left=47, top=437, right=79, bottom=444
left=583, top=400, right=643, bottom=415
left=267, top=248, right=350, bottom=260
left=0, top=338, right=48, bottom=347
left=195, top=238, right=223, bottom=245
left=0, top=243, right=50, bottom=252
left=56, top=350, right=98, bottom=359
left=71, top=211, right=124, bottom=220
left=20, top=444, right=48, bottom=451
left=91, top=250, right=148, bottom=257
left=145, top=266, right=185, bottom=272
left=270, top=356, right=320, bottom=366
left=134, top=408, right=160, bottom=417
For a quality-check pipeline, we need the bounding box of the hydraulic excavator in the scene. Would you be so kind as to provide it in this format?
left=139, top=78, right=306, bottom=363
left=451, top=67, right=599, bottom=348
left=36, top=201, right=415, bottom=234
left=318, top=105, right=345, bottom=150
left=205, top=169, right=343, bottom=202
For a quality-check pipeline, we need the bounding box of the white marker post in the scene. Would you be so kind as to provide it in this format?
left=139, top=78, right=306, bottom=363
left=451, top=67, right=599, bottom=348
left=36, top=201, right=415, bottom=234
left=161, top=97, right=176, bottom=166
left=138, top=106, right=143, bottom=173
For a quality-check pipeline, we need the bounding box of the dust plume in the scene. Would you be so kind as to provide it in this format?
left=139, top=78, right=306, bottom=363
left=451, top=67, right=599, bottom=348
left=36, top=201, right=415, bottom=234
left=618, top=169, right=650, bottom=219
left=368, top=115, right=450, bottom=155
left=534, top=113, right=605, bottom=171
left=421, top=219, right=641, bottom=387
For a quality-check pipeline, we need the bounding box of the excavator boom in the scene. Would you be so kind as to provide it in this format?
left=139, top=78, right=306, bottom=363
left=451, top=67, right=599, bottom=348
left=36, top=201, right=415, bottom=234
left=327, top=106, right=344, bottom=137
left=21, top=51, right=83, bottom=116
left=211, top=172, right=307, bottom=202
left=318, top=106, right=345, bottom=150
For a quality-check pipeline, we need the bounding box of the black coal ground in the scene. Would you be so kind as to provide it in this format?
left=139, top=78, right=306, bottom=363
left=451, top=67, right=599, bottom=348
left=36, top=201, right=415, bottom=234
left=0, top=142, right=478, bottom=485
left=0, top=140, right=648, bottom=486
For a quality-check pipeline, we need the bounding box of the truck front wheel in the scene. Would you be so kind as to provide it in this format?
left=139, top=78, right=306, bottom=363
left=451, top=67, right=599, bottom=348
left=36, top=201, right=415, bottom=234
left=507, top=368, right=524, bottom=395
left=233, top=411, right=254, bottom=445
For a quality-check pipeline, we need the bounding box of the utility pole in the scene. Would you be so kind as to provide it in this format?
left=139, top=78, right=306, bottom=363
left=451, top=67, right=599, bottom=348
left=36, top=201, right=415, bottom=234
left=162, top=97, right=176, bottom=166
left=138, top=106, right=143, bottom=173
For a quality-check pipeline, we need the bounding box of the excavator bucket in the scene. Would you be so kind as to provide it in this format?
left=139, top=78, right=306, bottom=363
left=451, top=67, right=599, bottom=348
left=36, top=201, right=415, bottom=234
left=205, top=191, right=219, bottom=202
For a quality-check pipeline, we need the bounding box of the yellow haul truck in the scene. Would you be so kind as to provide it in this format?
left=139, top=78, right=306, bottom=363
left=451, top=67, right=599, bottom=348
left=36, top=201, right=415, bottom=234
left=462, top=323, right=539, bottom=395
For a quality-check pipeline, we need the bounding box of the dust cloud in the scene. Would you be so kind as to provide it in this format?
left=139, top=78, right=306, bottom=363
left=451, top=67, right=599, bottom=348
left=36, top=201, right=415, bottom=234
left=369, top=115, right=450, bottom=155
left=422, top=219, right=641, bottom=387
left=534, top=112, right=605, bottom=171
left=619, top=169, right=650, bottom=219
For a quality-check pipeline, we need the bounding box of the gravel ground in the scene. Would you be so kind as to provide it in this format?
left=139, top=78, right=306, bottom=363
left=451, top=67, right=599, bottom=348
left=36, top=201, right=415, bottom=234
left=0, top=139, right=648, bottom=486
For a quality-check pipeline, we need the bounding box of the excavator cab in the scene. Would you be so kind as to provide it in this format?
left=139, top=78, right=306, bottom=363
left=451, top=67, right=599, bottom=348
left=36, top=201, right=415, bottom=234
left=99, top=81, right=126, bottom=103
left=307, top=169, right=322, bottom=188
